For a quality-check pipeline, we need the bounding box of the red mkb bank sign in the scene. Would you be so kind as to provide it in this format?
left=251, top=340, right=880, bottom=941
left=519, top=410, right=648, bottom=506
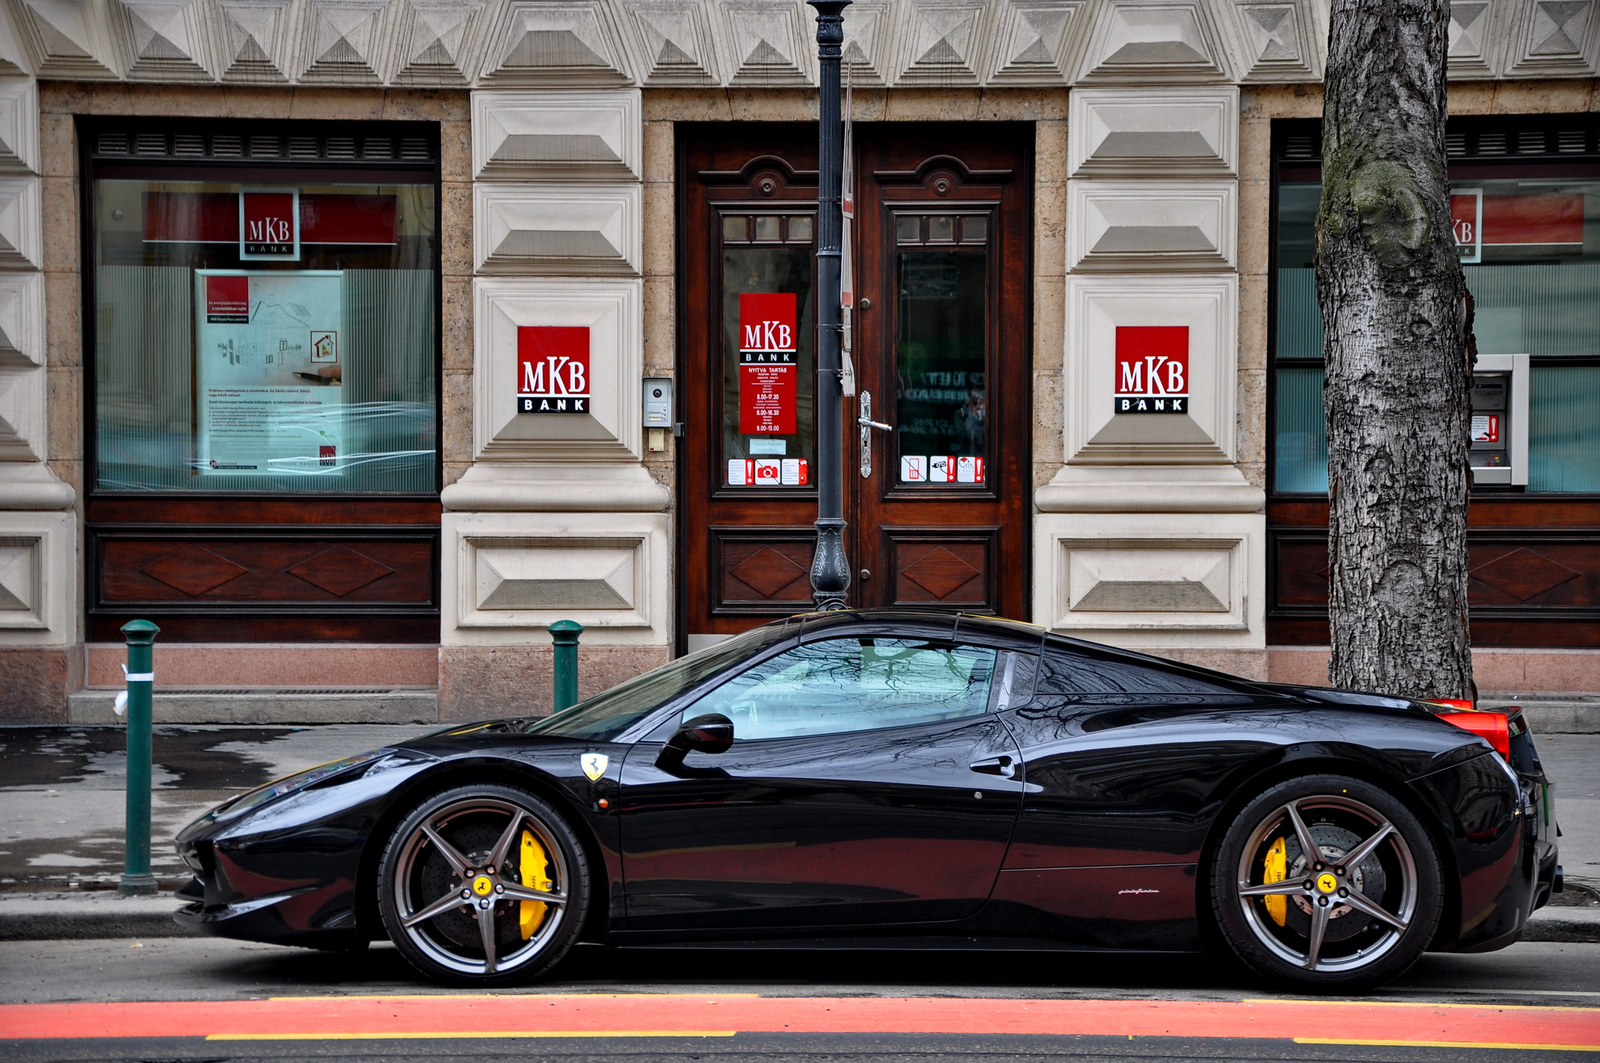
left=239, top=189, right=300, bottom=260
left=1114, top=326, right=1189, bottom=414
left=738, top=293, right=798, bottom=436
left=517, top=326, right=591, bottom=414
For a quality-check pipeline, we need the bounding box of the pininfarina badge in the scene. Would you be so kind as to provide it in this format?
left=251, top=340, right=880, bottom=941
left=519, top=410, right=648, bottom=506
left=580, top=753, right=608, bottom=781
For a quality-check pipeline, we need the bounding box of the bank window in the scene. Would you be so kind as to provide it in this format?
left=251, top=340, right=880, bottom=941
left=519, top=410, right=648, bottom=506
left=1271, top=117, right=1600, bottom=494
left=88, top=120, right=439, bottom=493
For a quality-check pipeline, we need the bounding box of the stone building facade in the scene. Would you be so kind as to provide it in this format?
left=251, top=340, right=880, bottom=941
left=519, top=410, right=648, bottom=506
left=0, top=0, right=1596, bottom=723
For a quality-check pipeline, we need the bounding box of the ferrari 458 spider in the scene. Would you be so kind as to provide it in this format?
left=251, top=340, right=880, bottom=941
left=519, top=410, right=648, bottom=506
left=175, top=610, right=1560, bottom=990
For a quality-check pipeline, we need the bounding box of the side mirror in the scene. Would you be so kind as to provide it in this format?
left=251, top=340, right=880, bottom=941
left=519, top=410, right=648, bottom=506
left=655, top=713, right=734, bottom=775
left=671, top=713, right=734, bottom=755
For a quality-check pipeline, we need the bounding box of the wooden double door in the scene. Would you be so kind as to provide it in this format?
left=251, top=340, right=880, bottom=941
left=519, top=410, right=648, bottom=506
left=678, top=123, right=1033, bottom=648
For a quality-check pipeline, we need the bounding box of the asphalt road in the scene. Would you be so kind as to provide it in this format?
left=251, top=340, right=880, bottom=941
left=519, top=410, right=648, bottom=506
left=1, top=937, right=1598, bottom=1060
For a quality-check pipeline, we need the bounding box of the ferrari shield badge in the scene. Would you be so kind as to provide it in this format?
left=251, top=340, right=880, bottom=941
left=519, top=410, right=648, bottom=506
left=580, top=752, right=608, bottom=781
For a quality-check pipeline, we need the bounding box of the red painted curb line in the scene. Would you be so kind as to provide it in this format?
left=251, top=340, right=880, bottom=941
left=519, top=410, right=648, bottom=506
left=1, top=995, right=1598, bottom=1047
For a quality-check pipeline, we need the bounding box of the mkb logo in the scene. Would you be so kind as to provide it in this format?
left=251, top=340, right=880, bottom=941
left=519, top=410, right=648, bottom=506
left=240, top=189, right=300, bottom=260
left=517, top=326, right=591, bottom=414
left=1113, top=326, right=1189, bottom=415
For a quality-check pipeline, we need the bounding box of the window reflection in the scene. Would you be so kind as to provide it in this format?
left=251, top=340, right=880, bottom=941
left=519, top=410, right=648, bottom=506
left=684, top=637, right=997, bottom=741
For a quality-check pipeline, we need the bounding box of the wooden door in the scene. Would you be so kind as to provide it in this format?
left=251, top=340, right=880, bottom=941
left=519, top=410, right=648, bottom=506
left=850, top=126, right=1032, bottom=617
left=677, top=124, right=1031, bottom=650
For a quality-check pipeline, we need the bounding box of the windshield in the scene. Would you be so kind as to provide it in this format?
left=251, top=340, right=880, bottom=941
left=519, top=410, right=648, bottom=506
left=521, top=625, right=788, bottom=741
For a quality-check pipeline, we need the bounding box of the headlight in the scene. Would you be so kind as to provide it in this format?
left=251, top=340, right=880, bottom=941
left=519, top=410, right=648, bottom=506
left=212, top=749, right=393, bottom=823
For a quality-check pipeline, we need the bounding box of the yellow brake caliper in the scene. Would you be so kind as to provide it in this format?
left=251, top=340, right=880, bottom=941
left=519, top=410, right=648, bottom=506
left=518, top=830, right=552, bottom=940
left=1263, top=836, right=1287, bottom=926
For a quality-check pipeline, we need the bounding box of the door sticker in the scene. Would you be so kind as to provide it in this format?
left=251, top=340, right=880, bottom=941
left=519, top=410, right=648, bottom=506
left=907, top=456, right=985, bottom=484
left=781, top=459, right=809, bottom=485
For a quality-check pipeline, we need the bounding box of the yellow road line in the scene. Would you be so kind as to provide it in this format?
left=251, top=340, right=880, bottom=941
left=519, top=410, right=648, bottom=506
left=1248, top=998, right=1600, bottom=1013
left=1298, top=1038, right=1600, bottom=1052
left=208, top=1030, right=738, bottom=1041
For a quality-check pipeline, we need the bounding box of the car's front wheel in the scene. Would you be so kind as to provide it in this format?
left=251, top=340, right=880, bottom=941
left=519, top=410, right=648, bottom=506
left=1211, top=774, right=1443, bottom=990
left=377, top=783, right=589, bottom=986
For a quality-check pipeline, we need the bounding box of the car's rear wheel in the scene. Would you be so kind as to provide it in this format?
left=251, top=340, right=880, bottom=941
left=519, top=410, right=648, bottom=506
left=1211, top=774, right=1442, bottom=990
left=378, top=783, right=589, bottom=986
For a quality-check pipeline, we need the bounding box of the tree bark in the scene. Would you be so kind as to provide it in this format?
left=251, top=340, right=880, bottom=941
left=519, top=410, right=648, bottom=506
left=1317, top=0, right=1474, bottom=698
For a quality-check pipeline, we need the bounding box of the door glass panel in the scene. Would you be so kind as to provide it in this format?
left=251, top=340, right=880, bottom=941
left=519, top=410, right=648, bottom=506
left=893, top=212, right=989, bottom=485
left=683, top=637, right=997, bottom=741
left=721, top=213, right=815, bottom=486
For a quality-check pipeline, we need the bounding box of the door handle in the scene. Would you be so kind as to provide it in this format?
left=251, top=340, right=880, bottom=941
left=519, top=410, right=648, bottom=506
left=859, top=390, right=891, bottom=479
left=969, top=755, right=1016, bottom=779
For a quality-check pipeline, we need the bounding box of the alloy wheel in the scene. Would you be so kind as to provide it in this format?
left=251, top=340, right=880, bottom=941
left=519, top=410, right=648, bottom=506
left=380, top=787, right=582, bottom=983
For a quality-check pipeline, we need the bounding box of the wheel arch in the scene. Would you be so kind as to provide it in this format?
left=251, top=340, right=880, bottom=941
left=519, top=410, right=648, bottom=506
left=355, top=757, right=613, bottom=945
left=1191, top=754, right=1462, bottom=953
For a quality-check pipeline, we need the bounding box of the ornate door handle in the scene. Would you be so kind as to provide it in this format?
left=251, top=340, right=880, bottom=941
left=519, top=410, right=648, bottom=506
left=858, top=390, right=891, bottom=479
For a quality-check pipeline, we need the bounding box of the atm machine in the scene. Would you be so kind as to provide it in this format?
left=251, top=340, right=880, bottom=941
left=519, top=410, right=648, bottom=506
left=1469, top=353, right=1529, bottom=486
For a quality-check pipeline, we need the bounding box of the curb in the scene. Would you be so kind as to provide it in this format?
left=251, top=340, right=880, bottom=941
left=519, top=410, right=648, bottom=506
left=0, top=893, right=186, bottom=941
left=2, top=894, right=1597, bottom=945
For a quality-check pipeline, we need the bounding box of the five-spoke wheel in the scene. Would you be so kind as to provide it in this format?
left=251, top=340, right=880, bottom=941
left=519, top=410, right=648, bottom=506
left=1212, top=775, right=1442, bottom=990
left=378, top=784, right=589, bottom=985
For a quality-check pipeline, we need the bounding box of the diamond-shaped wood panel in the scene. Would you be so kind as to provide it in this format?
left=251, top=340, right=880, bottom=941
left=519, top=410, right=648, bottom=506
left=287, top=545, right=396, bottom=597
left=892, top=538, right=989, bottom=607
left=141, top=545, right=249, bottom=597
left=1469, top=547, right=1581, bottom=603
left=718, top=534, right=814, bottom=610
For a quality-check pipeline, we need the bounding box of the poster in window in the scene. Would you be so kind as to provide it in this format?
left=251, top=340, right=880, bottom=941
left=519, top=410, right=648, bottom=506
left=194, top=270, right=343, bottom=477
left=738, top=293, right=798, bottom=437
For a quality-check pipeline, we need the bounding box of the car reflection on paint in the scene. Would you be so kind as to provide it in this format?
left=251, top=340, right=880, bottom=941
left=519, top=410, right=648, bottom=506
left=174, top=610, right=1559, bottom=991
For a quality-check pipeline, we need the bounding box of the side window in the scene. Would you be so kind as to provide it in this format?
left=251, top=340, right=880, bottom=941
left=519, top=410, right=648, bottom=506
left=684, top=637, right=997, bottom=741
left=1034, top=648, right=1236, bottom=696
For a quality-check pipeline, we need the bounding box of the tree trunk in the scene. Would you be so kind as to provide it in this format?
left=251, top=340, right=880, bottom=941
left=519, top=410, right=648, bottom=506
left=1317, top=0, right=1474, bottom=698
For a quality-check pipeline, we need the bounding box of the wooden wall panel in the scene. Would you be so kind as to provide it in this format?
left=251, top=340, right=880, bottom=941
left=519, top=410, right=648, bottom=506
left=1268, top=509, right=1600, bottom=647
left=87, top=525, right=439, bottom=642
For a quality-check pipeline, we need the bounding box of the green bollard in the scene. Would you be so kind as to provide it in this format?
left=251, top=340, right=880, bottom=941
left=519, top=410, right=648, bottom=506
left=119, top=619, right=160, bottom=897
left=551, top=619, right=582, bottom=713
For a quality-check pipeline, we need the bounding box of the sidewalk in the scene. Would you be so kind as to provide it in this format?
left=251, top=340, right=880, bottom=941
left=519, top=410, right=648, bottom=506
left=0, top=724, right=1596, bottom=941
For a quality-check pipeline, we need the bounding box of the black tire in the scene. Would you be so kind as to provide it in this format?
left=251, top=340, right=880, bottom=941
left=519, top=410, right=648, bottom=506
left=377, top=783, right=590, bottom=986
left=1210, top=774, right=1443, bottom=991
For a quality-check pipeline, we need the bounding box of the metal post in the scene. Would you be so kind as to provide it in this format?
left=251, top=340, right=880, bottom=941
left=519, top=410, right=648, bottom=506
left=119, top=619, right=159, bottom=897
left=551, top=619, right=582, bottom=712
left=808, top=0, right=853, bottom=612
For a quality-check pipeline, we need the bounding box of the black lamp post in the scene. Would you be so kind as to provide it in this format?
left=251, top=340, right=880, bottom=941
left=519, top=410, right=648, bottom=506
left=808, top=0, right=852, bottom=611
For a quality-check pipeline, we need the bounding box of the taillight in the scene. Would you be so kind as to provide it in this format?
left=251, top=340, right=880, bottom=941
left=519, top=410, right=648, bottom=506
left=1425, top=697, right=1474, bottom=711
left=1438, top=711, right=1511, bottom=759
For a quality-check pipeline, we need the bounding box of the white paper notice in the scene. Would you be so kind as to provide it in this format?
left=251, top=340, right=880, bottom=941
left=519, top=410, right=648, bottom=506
left=195, top=271, right=344, bottom=478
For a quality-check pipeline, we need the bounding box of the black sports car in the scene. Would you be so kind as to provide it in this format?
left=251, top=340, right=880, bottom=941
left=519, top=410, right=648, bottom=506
left=174, top=610, right=1560, bottom=990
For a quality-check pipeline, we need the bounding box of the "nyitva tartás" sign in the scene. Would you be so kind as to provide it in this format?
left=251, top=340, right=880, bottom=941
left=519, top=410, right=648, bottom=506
left=1114, top=325, right=1188, bottom=414
left=517, top=326, right=590, bottom=413
left=738, top=292, right=797, bottom=436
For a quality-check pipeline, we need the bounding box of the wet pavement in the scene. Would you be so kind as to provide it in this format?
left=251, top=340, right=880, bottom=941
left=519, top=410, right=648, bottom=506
left=0, top=725, right=437, bottom=892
